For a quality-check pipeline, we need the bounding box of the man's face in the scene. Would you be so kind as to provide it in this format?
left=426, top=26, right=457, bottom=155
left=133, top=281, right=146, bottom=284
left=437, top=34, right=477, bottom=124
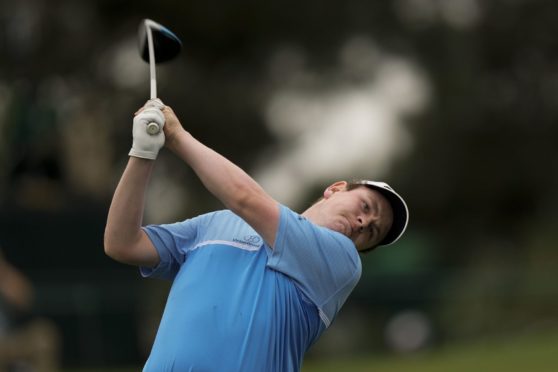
left=320, top=183, right=394, bottom=251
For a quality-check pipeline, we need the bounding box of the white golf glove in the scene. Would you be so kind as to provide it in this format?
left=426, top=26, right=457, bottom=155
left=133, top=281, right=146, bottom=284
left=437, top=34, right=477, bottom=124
left=129, top=99, right=165, bottom=160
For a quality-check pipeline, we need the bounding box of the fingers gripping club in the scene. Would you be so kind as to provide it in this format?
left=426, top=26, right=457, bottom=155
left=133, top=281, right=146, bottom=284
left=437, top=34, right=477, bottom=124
left=129, top=99, right=165, bottom=160
left=146, top=99, right=165, bottom=135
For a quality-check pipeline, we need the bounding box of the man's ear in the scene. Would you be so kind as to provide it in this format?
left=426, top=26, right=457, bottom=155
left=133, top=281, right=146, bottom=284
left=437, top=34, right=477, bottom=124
left=323, top=181, right=348, bottom=199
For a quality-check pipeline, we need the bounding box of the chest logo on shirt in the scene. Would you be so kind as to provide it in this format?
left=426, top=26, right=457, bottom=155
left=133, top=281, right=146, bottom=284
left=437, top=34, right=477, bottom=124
left=232, top=235, right=262, bottom=248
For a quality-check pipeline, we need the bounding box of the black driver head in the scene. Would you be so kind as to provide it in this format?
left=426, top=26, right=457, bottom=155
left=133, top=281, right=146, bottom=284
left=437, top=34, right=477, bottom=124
left=138, top=19, right=182, bottom=63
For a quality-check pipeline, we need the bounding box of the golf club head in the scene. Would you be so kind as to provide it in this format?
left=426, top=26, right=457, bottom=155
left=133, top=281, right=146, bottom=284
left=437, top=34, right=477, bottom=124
left=138, top=19, right=182, bottom=63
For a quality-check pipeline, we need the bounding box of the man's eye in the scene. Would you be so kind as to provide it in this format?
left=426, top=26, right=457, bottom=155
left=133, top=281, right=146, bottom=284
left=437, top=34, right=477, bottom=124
left=363, top=203, right=369, bottom=211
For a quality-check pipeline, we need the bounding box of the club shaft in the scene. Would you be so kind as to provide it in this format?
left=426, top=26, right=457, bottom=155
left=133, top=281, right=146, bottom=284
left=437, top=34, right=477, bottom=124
left=146, top=22, right=157, bottom=99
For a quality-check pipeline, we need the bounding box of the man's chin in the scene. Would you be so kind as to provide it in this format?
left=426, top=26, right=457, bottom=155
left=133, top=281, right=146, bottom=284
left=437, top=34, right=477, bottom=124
left=333, top=223, right=352, bottom=238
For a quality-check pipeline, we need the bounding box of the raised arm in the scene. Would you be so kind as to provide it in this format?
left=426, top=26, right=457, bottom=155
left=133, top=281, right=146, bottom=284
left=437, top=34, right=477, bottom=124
left=104, top=157, right=160, bottom=266
left=104, top=104, right=165, bottom=266
left=162, top=106, right=280, bottom=247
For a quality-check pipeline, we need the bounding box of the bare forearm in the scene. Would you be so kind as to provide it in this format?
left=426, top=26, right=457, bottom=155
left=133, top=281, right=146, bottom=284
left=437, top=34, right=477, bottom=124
left=162, top=105, right=279, bottom=246
left=169, top=131, right=264, bottom=213
left=104, top=157, right=154, bottom=256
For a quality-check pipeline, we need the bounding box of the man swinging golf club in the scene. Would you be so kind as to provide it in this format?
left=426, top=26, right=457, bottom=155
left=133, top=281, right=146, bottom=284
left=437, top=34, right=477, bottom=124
left=104, top=20, right=409, bottom=372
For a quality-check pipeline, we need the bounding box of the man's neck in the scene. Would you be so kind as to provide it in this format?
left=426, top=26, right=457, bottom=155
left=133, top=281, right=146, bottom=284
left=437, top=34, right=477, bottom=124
left=301, top=202, right=323, bottom=226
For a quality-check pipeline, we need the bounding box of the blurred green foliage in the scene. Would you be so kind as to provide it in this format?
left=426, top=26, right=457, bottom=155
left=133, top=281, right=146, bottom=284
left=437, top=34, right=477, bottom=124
left=61, top=327, right=558, bottom=371
left=303, top=328, right=558, bottom=372
left=1, top=0, right=557, bottom=368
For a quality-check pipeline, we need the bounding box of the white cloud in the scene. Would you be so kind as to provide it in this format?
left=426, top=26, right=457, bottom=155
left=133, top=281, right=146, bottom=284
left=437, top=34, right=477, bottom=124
left=255, top=37, right=430, bottom=208
left=394, top=0, right=482, bottom=30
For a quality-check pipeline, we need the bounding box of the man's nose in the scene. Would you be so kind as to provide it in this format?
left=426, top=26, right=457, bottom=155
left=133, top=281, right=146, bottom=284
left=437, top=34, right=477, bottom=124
left=357, top=215, right=376, bottom=233
left=357, top=216, right=366, bottom=233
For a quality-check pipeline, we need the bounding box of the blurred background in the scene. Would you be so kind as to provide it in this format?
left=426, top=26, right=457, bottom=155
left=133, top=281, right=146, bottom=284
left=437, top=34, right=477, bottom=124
left=0, top=0, right=557, bottom=370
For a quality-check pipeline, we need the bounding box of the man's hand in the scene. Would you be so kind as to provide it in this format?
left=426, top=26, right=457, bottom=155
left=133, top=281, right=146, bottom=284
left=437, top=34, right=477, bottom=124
left=129, top=99, right=166, bottom=160
left=161, top=105, right=187, bottom=152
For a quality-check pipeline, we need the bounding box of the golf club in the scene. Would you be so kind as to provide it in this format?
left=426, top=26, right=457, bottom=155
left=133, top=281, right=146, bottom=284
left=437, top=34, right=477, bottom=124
left=138, top=19, right=182, bottom=134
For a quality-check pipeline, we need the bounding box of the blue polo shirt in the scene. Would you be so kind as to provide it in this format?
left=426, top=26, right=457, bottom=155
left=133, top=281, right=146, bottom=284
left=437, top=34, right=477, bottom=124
left=141, top=204, right=361, bottom=372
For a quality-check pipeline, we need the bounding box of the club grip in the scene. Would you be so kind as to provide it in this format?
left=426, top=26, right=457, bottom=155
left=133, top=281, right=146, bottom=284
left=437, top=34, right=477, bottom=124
left=146, top=122, right=160, bottom=135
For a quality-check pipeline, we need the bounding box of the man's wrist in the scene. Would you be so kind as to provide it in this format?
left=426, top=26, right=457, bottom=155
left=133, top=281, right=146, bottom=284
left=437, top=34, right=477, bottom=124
left=129, top=148, right=159, bottom=160
left=165, top=129, right=189, bottom=154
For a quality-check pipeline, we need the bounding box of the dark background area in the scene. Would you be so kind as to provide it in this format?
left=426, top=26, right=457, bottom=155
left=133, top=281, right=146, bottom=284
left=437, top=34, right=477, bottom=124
left=1, top=0, right=557, bottom=368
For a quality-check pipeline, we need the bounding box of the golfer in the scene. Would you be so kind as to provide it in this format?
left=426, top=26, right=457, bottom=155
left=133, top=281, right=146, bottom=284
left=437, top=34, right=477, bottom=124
left=104, top=100, right=409, bottom=371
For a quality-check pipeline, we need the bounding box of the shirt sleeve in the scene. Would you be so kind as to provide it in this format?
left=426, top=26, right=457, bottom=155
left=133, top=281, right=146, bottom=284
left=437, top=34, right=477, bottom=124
left=266, top=205, right=362, bottom=326
left=140, top=213, right=209, bottom=280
